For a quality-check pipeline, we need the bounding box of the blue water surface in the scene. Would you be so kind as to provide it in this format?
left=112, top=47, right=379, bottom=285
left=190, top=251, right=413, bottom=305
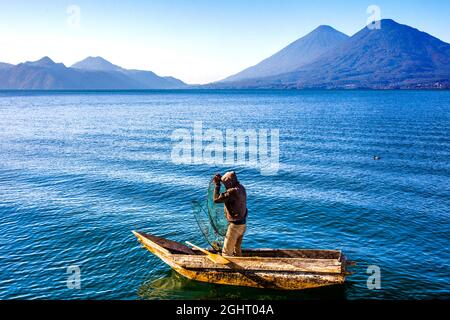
left=0, top=90, right=448, bottom=299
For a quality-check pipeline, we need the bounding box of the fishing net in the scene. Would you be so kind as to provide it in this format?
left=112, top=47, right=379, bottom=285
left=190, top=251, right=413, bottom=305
left=192, top=179, right=228, bottom=251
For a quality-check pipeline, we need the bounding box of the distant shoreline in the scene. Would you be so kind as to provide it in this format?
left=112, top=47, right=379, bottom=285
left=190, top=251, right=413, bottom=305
left=0, top=88, right=449, bottom=94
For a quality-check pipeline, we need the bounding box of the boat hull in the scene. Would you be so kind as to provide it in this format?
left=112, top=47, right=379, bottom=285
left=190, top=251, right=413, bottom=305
left=133, top=231, right=350, bottom=290
left=173, top=266, right=345, bottom=290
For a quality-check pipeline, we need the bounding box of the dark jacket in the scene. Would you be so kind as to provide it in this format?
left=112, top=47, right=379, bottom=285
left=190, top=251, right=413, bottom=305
left=213, top=183, right=247, bottom=224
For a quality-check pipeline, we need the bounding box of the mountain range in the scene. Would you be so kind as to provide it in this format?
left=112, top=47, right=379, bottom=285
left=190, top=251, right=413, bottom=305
left=0, top=56, right=186, bottom=89
left=214, top=19, right=450, bottom=89
left=0, top=19, right=449, bottom=90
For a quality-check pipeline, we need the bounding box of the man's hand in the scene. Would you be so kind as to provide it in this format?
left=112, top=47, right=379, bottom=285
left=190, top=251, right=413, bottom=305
left=212, top=173, right=222, bottom=185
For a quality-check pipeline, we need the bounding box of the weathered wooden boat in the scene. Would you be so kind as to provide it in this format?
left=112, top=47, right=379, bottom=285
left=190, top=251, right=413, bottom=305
left=133, top=231, right=354, bottom=290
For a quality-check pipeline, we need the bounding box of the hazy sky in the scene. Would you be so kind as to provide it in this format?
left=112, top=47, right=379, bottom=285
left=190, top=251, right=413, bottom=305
left=0, top=0, right=449, bottom=84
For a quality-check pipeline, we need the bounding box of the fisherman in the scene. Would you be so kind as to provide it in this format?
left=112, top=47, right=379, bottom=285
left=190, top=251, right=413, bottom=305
left=213, top=171, right=248, bottom=257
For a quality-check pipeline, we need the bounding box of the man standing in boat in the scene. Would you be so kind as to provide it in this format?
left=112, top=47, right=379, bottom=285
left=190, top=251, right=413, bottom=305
left=213, top=171, right=248, bottom=257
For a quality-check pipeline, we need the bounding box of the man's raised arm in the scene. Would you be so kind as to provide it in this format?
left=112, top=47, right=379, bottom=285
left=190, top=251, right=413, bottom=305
left=213, top=183, right=232, bottom=203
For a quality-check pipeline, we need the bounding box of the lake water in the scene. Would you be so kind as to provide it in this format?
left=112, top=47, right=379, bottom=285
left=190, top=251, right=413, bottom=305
left=0, top=90, right=448, bottom=300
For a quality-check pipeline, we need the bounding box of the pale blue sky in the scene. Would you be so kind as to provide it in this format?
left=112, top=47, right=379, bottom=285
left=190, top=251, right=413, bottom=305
left=0, top=0, right=448, bottom=83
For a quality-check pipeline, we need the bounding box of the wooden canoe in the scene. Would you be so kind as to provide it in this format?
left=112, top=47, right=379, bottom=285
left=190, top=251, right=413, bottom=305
left=132, top=231, right=353, bottom=290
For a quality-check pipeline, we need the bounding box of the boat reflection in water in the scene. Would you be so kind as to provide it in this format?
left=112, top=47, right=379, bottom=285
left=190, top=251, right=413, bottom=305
left=138, top=271, right=349, bottom=300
